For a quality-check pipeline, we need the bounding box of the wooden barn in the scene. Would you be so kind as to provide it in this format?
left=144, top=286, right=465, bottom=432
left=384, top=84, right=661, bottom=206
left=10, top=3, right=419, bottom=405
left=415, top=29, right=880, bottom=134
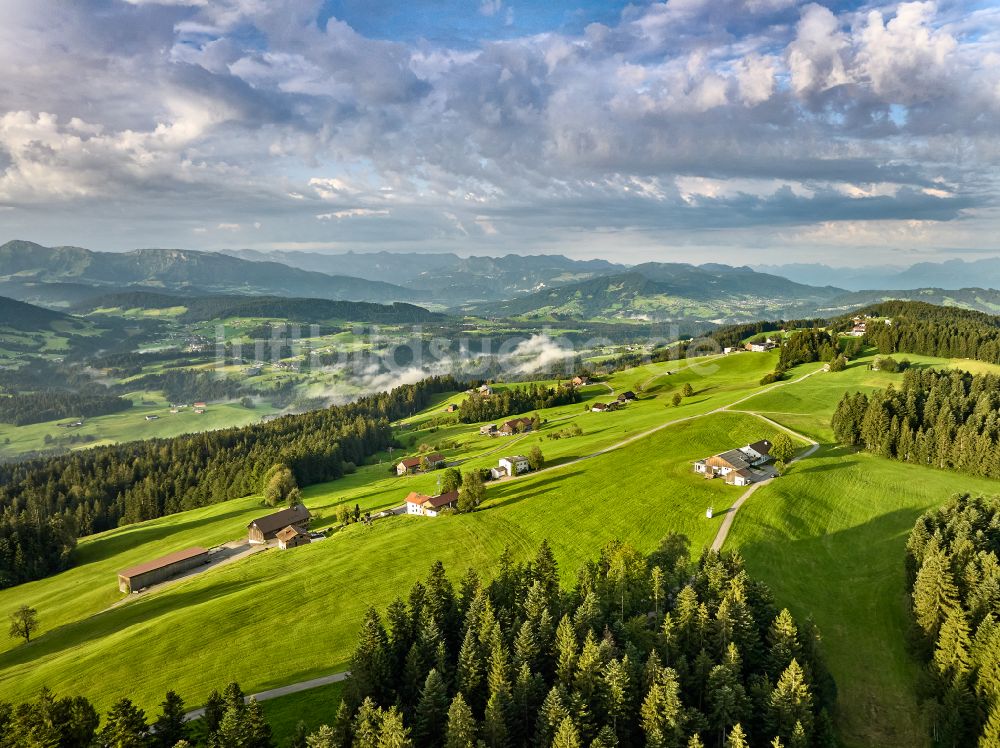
left=117, top=547, right=209, bottom=593
left=276, top=525, right=311, bottom=550
left=247, top=504, right=311, bottom=544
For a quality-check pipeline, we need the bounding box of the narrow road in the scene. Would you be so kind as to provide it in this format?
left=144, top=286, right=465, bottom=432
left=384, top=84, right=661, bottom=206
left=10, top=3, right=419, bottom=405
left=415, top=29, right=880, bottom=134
left=183, top=671, right=350, bottom=722
left=497, top=364, right=825, bottom=485
left=709, top=412, right=819, bottom=552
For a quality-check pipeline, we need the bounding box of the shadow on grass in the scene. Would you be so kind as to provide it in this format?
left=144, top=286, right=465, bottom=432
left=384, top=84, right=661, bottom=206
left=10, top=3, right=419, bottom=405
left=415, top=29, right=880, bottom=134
left=0, top=577, right=257, bottom=669
left=75, top=504, right=262, bottom=567
left=736, top=506, right=930, bottom=746
left=480, top=469, right=586, bottom=511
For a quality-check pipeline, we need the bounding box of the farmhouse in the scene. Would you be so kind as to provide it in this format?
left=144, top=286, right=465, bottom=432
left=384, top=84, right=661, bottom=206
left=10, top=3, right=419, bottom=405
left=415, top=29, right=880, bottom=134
left=618, top=391, right=637, bottom=402
left=746, top=339, right=777, bottom=353
left=693, top=440, right=774, bottom=486
left=396, top=452, right=446, bottom=475
left=478, top=384, right=494, bottom=396
left=492, top=455, right=530, bottom=479
left=404, top=490, right=459, bottom=517
left=479, top=424, right=498, bottom=435
left=117, top=547, right=209, bottom=593
left=591, top=402, right=608, bottom=412
left=275, top=525, right=311, bottom=550
left=571, top=375, right=590, bottom=386
left=499, top=417, right=533, bottom=435
left=247, top=504, right=311, bottom=544
left=193, top=401, right=207, bottom=409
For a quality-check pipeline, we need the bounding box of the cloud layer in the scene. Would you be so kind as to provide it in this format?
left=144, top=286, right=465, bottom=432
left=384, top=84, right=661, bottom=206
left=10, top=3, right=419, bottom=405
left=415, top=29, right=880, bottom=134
left=0, top=0, right=998, bottom=263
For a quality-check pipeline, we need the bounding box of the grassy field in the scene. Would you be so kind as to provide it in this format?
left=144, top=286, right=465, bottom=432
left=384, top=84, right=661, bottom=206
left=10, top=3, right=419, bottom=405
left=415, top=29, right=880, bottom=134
left=1, top=346, right=996, bottom=747
left=0, top=410, right=788, bottom=714
left=0, top=397, right=279, bottom=458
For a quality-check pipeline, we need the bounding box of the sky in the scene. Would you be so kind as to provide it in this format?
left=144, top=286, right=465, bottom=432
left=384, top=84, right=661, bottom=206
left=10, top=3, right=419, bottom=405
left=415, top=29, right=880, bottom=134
left=0, top=0, right=998, bottom=265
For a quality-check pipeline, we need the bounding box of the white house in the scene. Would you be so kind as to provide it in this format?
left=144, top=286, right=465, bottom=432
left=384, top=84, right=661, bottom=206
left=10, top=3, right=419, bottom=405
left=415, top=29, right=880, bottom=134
left=404, top=491, right=459, bottom=517
left=497, top=455, right=530, bottom=477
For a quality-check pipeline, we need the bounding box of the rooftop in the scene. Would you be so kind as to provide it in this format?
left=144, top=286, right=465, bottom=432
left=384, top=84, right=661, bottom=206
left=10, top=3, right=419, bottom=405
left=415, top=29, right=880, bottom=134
left=119, top=547, right=208, bottom=579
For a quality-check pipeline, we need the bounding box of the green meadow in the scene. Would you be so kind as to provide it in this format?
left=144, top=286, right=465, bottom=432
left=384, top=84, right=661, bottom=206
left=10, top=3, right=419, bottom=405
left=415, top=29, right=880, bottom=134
left=0, top=347, right=993, bottom=748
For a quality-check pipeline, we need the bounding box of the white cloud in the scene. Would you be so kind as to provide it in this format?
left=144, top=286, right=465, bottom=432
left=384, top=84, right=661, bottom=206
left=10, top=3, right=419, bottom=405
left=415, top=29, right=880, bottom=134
left=316, top=209, right=390, bottom=220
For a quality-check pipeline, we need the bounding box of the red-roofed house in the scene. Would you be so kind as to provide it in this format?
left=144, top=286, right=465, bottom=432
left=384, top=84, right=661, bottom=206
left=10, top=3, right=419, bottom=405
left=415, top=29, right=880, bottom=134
left=396, top=452, right=445, bottom=476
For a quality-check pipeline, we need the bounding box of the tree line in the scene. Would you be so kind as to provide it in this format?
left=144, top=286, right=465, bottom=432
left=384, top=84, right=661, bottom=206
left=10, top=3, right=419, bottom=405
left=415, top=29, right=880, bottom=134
left=323, top=537, right=837, bottom=748
left=831, top=367, right=1000, bottom=477
left=0, top=681, right=279, bottom=747
left=457, top=384, right=580, bottom=424
left=0, top=376, right=461, bottom=588
left=857, top=300, right=1000, bottom=364
left=905, top=494, right=1000, bottom=747
left=0, top=391, right=134, bottom=426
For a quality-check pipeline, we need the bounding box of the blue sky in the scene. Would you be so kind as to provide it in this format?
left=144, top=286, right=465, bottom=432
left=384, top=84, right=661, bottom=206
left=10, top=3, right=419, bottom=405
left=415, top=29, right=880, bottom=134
left=0, top=0, right=997, bottom=264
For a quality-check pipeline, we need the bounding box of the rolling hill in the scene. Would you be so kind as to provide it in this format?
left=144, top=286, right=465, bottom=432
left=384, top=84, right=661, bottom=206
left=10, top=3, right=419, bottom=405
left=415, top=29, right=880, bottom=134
left=0, top=295, right=69, bottom=331
left=466, top=263, right=845, bottom=321
left=0, top=241, right=416, bottom=305
left=223, top=248, right=624, bottom=302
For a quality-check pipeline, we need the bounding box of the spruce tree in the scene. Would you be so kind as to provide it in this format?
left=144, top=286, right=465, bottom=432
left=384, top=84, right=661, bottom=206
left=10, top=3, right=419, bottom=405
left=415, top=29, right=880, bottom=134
left=768, top=660, right=813, bottom=743
left=306, top=725, right=339, bottom=748
left=555, top=616, right=578, bottom=686
left=377, top=707, right=411, bottom=748
left=151, top=690, right=187, bottom=748
left=98, top=698, right=148, bottom=748
left=552, top=716, right=582, bottom=748
left=414, top=669, right=450, bottom=747
left=443, top=693, right=478, bottom=748
left=725, top=723, right=748, bottom=748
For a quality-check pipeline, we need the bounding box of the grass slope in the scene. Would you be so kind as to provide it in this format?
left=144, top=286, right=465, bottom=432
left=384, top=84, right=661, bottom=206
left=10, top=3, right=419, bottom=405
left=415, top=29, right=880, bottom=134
left=0, top=411, right=786, bottom=714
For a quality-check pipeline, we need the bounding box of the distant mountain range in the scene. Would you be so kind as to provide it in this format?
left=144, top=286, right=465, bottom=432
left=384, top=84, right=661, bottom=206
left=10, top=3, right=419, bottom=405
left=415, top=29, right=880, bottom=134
left=0, top=240, right=414, bottom=305
left=466, top=263, right=845, bottom=322
left=223, top=248, right=622, bottom=303
left=755, top=257, right=1000, bottom=292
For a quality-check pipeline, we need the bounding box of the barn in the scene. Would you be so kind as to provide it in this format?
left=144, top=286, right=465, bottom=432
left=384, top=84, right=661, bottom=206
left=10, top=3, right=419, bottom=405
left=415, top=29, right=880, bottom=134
left=248, top=504, right=311, bottom=544
left=276, top=525, right=311, bottom=550
left=117, top=547, right=209, bottom=593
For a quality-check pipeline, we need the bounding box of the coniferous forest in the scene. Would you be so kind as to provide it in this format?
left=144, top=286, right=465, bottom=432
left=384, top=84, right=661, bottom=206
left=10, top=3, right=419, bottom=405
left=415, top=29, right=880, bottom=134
left=905, top=495, right=1000, bottom=747
left=330, top=538, right=838, bottom=748
left=0, top=376, right=460, bottom=588
left=860, top=301, right=1000, bottom=364
left=831, top=368, right=1000, bottom=477
left=457, top=384, right=580, bottom=424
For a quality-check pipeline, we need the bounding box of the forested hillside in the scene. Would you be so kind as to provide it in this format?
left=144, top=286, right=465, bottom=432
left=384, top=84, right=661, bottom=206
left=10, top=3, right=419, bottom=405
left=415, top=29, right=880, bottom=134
left=0, top=391, right=133, bottom=426
left=857, top=301, right=1000, bottom=363
left=905, top=495, right=1000, bottom=747
left=332, top=538, right=837, bottom=748
left=76, top=292, right=441, bottom=324
left=457, top=383, right=580, bottom=424
left=832, top=368, right=1000, bottom=477
left=0, top=376, right=460, bottom=588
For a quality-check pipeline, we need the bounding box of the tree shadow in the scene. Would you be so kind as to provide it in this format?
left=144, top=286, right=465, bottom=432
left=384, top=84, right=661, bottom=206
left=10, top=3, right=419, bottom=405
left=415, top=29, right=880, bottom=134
left=480, top=469, right=586, bottom=511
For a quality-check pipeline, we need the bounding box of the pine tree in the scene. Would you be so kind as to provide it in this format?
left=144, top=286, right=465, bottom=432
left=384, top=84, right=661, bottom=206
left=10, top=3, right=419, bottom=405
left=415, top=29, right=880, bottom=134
left=456, top=625, right=486, bottom=713
left=933, top=607, right=973, bottom=680
left=912, top=549, right=961, bottom=641
left=377, top=707, right=411, bottom=748
left=535, top=686, right=570, bottom=748
left=306, top=725, right=339, bottom=748
left=151, top=690, right=187, bottom=748
left=640, top=667, right=683, bottom=748
left=414, top=669, right=450, bottom=747
left=602, top=656, right=632, bottom=743
left=444, top=693, right=478, bottom=748
left=348, top=608, right=393, bottom=708
left=98, top=698, right=148, bottom=748
left=725, top=724, right=748, bottom=748
left=555, top=615, right=578, bottom=686
left=353, top=698, right=384, bottom=748
left=552, top=716, right=582, bottom=748
left=768, top=660, right=813, bottom=743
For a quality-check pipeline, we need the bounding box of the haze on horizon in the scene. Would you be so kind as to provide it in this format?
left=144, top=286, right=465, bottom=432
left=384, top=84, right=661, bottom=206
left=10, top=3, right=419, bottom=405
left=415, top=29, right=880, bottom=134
left=0, top=0, right=998, bottom=266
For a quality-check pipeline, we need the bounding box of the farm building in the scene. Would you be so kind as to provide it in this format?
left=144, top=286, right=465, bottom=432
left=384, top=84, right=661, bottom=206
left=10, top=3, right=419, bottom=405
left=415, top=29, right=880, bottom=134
left=499, top=417, right=534, bottom=435
left=571, top=375, right=590, bottom=386
left=591, top=402, right=608, bottom=412
left=492, top=455, right=530, bottom=479
left=746, top=339, right=777, bottom=353
left=404, top=490, right=459, bottom=517
left=117, top=547, right=209, bottom=593
left=478, top=384, right=494, bottom=395
left=445, top=404, right=458, bottom=412
left=693, top=440, right=773, bottom=486
left=618, top=391, right=637, bottom=402
left=248, top=504, right=311, bottom=544
left=276, top=525, right=311, bottom=550
left=479, top=424, right=498, bottom=435
left=396, top=452, right=445, bottom=475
